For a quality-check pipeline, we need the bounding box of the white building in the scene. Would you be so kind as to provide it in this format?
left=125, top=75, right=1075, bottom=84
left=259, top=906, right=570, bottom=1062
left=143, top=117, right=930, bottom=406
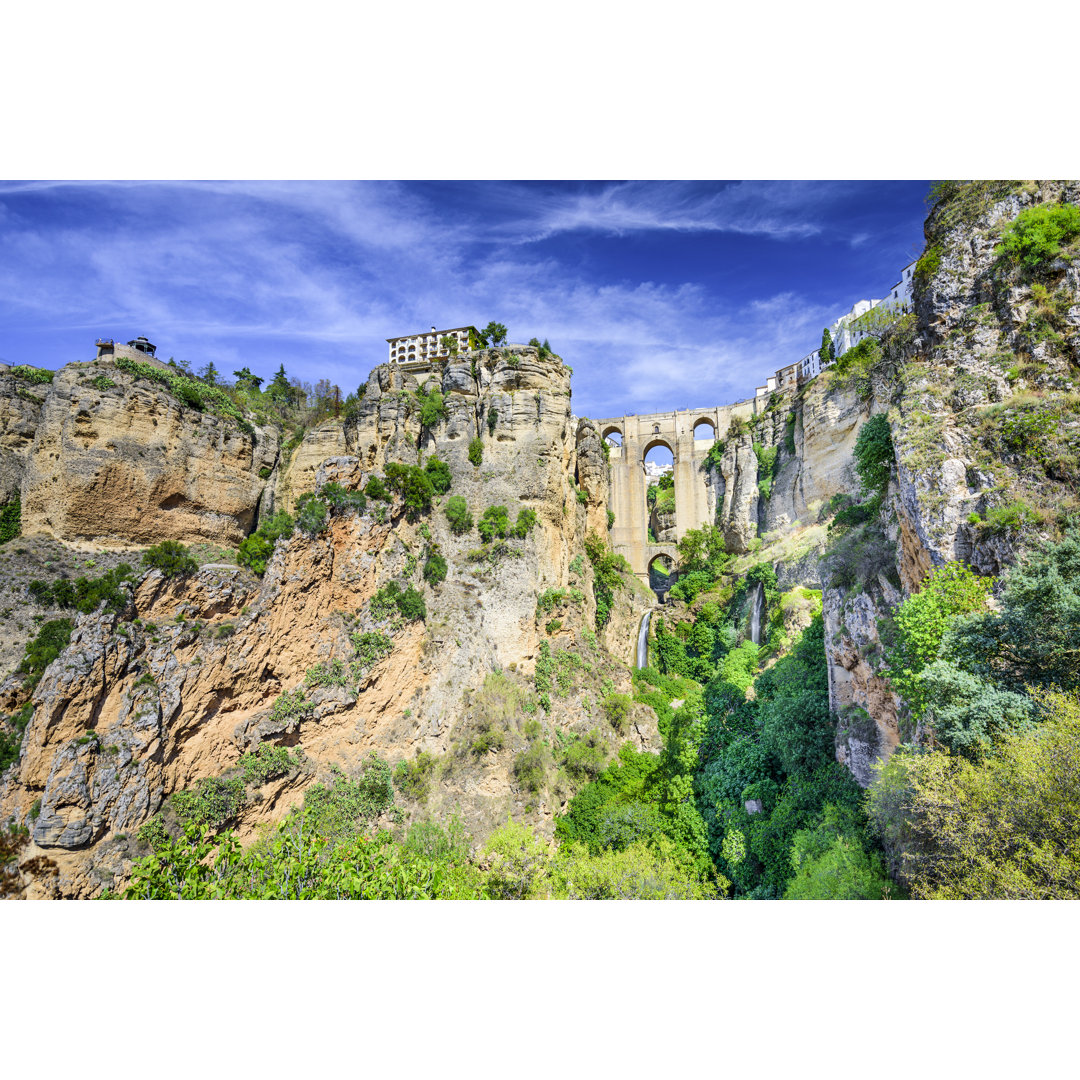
left=386, top=326, right=477, bottom=366
left=795, top=259, right=918, bottom=376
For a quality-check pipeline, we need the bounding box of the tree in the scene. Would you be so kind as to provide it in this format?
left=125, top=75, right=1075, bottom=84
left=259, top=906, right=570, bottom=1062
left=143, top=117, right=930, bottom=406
left=820, top=327, right=835, bottom=363
left=445, top=496, right=473, bottom=535
left=233, top=367, right=263, bottom=391
left=266, top=364, right=291, bottom=401
left=852, top=414, right=894, bottom=498
left=468, top=327, right=488, bottom=350
left=867, top=689, right=1080, bottom=898
left=198, top=361, right=220, bottom=385
left=483, top=321, right=508, bottom=346
left=882, top=560, right=992, bottom=718
left=439, top=335, right=459, bottom=356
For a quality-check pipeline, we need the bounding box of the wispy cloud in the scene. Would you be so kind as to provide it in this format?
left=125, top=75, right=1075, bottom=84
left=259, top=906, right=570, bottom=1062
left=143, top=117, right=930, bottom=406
left=0, top=180, right=924, bottom=419
left=488, top=180, right=854, bottom=244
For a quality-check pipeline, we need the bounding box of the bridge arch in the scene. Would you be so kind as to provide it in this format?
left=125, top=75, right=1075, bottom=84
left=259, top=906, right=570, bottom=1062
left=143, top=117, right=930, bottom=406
left=642, top=436, right=675, bottom=463
left=693, top=417, right=717, bottom=440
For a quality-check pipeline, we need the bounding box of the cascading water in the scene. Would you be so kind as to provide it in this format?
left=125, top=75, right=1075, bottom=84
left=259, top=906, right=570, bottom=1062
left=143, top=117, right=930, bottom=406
left=748, top=582, right=765, bottom=646
left=636, top=610, right=652, bottom=669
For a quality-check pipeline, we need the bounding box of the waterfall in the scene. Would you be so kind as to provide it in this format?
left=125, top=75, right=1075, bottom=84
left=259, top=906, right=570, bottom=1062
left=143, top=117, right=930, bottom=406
left=749, top=582, right=764, bottom=646
left=636, top=610, right=652, bottom=669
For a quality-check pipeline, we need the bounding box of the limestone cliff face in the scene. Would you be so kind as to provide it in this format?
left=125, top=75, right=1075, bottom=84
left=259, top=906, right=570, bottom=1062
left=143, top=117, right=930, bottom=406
left=0, top=360, right=280, bottom=547
left=894, top=180, right=1080, bottom=579
left=0, top=348, right=654, bottom=898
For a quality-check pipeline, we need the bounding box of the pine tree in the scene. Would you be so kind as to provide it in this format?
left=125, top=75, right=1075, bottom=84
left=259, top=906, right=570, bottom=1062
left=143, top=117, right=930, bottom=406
left=267, top=364, right=291, bottom=401
left=820, top=328, right=835, bottom=363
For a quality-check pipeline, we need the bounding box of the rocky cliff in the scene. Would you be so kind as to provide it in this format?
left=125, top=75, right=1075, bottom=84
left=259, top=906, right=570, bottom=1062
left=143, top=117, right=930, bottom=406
left=0, top=346, right=657, bottom=897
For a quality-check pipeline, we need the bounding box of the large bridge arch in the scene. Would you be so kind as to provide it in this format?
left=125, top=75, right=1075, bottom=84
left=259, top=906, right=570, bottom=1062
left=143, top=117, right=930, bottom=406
left=595, top=402, right=764, bottom=585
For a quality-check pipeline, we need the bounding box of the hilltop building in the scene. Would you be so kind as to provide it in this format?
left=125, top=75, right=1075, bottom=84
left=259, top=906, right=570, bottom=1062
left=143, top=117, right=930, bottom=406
left=94, top=336, right=163, bottom=364
left=386, top=326, right=477, bottom=367
left=797, top=259, right=917, bottom=380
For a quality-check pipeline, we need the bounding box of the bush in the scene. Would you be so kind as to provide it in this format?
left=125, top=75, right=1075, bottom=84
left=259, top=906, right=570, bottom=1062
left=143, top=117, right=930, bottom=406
left=396, top=586, right=426, bottom=622
left=238, top=743, right=298, bottom=785
left=423, top=552, right=447, bottom=586
left=18, top=619, right=74, bottom=684
left=295, top=494, right=329, bottom=535
left=268, top=687, right=315, bottom=726
left=172, top=776, right=247, bottom=830
left=237, top=533, right=273, bottom=575
left=868, top=690, right=1080, bottom=897
left=352, top=630, right=393, bottom=670
left=468, top=437, right=483, bottom=467
left=364, top=475, right=390, bottom=501
left=882, top=560, right=992, bottom=718
left=384, top=462, right=435, bottom=517
left=142, top=540, right=198, bottom=578
left=477, top=505, right=510, bottom=542
left=445, top=496, right=473, bottom=535
left=424, top=456, right=452, bottom=495
left=394, top=752, right=437, bottom=803
left=320, top=481, right=366, bottom=514
left=996, top=201, right=1080, bottom=270
left=0, top=703, right=33, bottom=773
left=0, top=495, right=20, bottom=544
left=416, top=387, right=447, bottom=431
left=852, top=414, right=894, bottom=497
left=306, top=659, right=348, bottom=687
left=512, top=508, right=537, bottom=538
left=514, top=741, right=548, bottom=793
left=237, top=510, right=295, bottom=575
left=602, top=692, right=632, bottom=732
left=11, top=365, right=54, bottom=385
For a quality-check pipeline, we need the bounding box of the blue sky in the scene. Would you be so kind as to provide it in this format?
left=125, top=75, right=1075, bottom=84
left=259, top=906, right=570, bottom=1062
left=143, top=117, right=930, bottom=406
left=0, top=180, right=929, bottom=419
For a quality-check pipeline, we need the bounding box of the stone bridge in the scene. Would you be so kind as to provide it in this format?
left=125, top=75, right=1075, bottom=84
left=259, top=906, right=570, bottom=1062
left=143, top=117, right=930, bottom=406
left=596, top=399, right=763, bottom=586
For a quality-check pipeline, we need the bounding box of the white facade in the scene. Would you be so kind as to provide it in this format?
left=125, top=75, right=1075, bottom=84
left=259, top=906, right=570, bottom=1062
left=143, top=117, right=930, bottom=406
left=825, top=260, right=917, bottom=360
left=386, top=326, right=476, bottom=365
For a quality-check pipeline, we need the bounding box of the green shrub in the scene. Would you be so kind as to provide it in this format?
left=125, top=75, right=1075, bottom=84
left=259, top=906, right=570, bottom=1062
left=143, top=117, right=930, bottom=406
left=882, top=561, right=992, bottom=718
left=258, top=466, right=272, bottom=480
left=364, top=475, right=390, bottom=501
left=306, top=658, right=348, bottom=687
left=423, top=552, right=447, bottom=586
left=394, top=751, right=437, bottom=803
left=0, top=495, right=20, bottom=544
left=11, top=365, right=54, bottom=385
left=513, top=741, right=548, bottom=793
left=561, top=728, right=608, bottom=781
left=981, top=499, right=1036, bottom=536
left=853, top=414, right=894, bottom=497
left=172, top=775, right=247, bottom=830
left=445, top=495, right=473, bottom=535
left=237, top=533, right=273, bottom=575
left=295, top=494, right=329, bottom=535
left=602, top=692, right=632, bottom=732
left=268, top=687, right=315, bottom=726
left=416, top=387, right=448, bottom=431
left=996, top=201, right=1080, bottom=270
left=18, top=619, right=74, bottom=684
left=753, top=443, right=779, bottom=501
left=478, top=505, right=510, bottom=542
left=396, top=586, right=426, bottom=622
left=384, top=462, right=435, bottom=517
left=424, top=456, right=452, bottom=495
left=468, top=437, right=483, bottom=467
left=320, top=481, right=366, bottom=514
left=0, top=703, right=33, bottom=772
left=142, top=540, right=198, bottom=578
left=512, top=508, right=537, bottom=538
left=238, top=743, right=298, bottom=785
left=237, top=510, right=295, bottom=575
left=352, top=631, right=393, bottom=670
left=487, top=407, right=498, bottom=436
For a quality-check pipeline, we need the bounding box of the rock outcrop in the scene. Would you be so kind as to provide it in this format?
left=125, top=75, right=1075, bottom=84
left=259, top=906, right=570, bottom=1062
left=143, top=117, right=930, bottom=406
left=0, top=347, right=656, bottom=897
